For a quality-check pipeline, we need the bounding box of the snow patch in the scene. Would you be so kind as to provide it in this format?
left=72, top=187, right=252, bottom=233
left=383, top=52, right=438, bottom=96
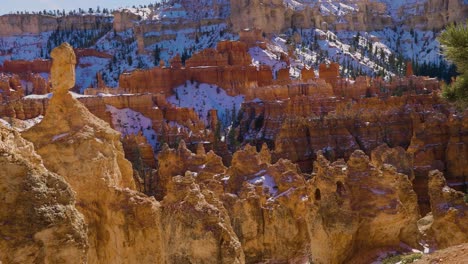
left=52, top=133, right=69, bottom=141
left=106, top=105, right=158, bottom=150
left=167, top=81, right=244, bottom=127
left=249, top=175, right=278, bottom=196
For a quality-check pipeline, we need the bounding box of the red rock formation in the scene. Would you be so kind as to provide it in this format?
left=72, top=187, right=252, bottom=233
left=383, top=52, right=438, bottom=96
left=371, top=144, right=414, bottom=180
left=319, top=62, right=340, bottom=88
left=3, top=59, right=51, bottom=74
left=301, top=67, right=315, bottom=81
left=152, top=141, right=420, bottom=263
left=122, top=132, right=156, bottom=168
left=238, top=93, right=467, bottom=215
left=276, top=68, right=291, bottom=84
left=406, top=61, right=414, bottom=76
left=155, top=141, right=227, bottom=199
left=28, top=73, right=50, bottom=95
left=74, top=48, right=113, bottom=60
left=161, top=171, right=245, bottom=263
left=119, top=67, right=185, bottom=95
left=169, top=54, right=183, bottom=69
left=407, top=107, right=468, bottom=214
left=230, top=0, right=466, bottom=34
left=0, top=73, right=24, bottom=103
left=185, top=48, right=228, bottom=67
left=122, top=132, right=157, bottom=193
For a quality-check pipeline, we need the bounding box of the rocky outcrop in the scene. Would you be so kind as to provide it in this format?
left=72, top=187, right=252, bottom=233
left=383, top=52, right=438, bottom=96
left=156, top=141, right=227, bottom=199
left=113, top=9, right=142, bottom=32
left=0, top=73, right=24, bottom=103
left=19, top=43, right=248, bottom=264
left=23, top=43, right=164, bottom=264
left=406, top=0, right=468, bottom=30
left=0, top=123, right=88, bottom=264
left=162, top=172, right=245, bottom=263
left=119, top=40, right=261, bottom=97
left=0, top=14, right=112, bottom=36
left=229, top=0, right=468, bottom=34
left=407, top=107, right=468, bottom=213
left=427, top=170, right=468, bottom=249
left=239, top=94, right=468, bottom=214
left=308, top=150, right=420, bottom=263
left=2, top=59, right=51, bottom=74
left=371, top=144, right=414, bottom=180
left=229, top=0, right=288, bottom=34
left=154, top=141, right=420, bottom=263
left=0, top=14, right=57, bottom=36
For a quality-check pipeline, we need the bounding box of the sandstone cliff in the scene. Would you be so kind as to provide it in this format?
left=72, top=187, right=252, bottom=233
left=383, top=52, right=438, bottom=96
left=20, top=43, right=246, bottom=264
left=0, top=14, right=112, bottom=36
left=427, top=170, right=468, bottom=249
left=229, top=0, right=468, bottom=33
left=23, top=43, right=165, bottom=264
left=155, top=141, right=421, bottom=263
left=239, top=94, right=467, bottom=214
left=0, top=123, right=88, bottom=264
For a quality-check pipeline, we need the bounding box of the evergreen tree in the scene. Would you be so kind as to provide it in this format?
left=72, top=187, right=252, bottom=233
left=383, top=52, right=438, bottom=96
left=153, top=45, right=161, bottom=65
left=439, top=20, right=468, bottom=107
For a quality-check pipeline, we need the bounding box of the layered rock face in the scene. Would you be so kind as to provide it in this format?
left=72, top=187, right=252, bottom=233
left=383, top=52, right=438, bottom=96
left=427, top=170, right=468, bottom=249
left=2, top=59, right=51, bottom=74
left=22, top=43, right=164, bottom=264
left=0, top=14, right=112, bottom=36
left=3, top=41, right=464, bottom=262
left=407, top=107, right=468, bottom=213
left=230, top=0, right=468, bottom=33
left=309, top=150, right=420, bottom=263
left=406, top=0, right=468, bottom=30
left=155, top=141, right=421, bottom=263
left=229, top=0, right=288, bottom=34
left=0, top=92, right=212, bottom=154
left=117, top=0, right=231, bottom=49
left=19, top=43, right=245, bottom=264
left=239, top=94, right=467, bottom=212
left=0, top=73, right=23, bottom=103
left=161, top=171, right=245, bottom=263
left=0, top=124, right=88, bottom=264
left=119, top=40, right=263, bottom=97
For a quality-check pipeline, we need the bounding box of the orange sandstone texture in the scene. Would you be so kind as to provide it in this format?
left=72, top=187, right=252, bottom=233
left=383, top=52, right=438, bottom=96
left=20, top=43, right=245, bottom=264
left=0, top=124, right=88, bottom=264
left=427, top=170, right=468, bottom=249
left=154, top=142, right=421, bottom=263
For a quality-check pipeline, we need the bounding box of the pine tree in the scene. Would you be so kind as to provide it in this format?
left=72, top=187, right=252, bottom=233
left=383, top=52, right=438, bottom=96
left=439, top=20, right=468, bottom=107
left=153, top=45, right=161, bottom=65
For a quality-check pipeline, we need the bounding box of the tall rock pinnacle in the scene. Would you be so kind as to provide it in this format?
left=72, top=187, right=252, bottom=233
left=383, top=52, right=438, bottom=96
left=50, top=42, right=76, bottom=94
left=22, top=43, right=165, bottom=263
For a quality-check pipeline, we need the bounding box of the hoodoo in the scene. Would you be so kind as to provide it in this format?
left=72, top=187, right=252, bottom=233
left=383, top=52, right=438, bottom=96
left=0, top=0, right=467, bottom=263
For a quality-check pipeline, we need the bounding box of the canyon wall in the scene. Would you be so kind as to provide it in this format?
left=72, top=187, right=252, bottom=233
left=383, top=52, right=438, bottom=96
left=427, top=170, right=468, bottom=248
left=0, top=124, right=88, bottom=264
left=229, top=0, right=468, bottom=34
left=19, top=44, right=242, bottom=263
left=239, top=94, right=467, bottom=213
left=0, top=14, right=112, bottom=36
left=154, top=141, right=421, bottom=263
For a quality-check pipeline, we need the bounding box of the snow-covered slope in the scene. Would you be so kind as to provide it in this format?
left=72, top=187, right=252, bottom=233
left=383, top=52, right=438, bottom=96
left=167, top=81, right=245, bottom=126
left=106, top=105, right=158, bottom=149
left=265, top=26, right=442, bottom=80
left=0, top=0, right=461, bottom=92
